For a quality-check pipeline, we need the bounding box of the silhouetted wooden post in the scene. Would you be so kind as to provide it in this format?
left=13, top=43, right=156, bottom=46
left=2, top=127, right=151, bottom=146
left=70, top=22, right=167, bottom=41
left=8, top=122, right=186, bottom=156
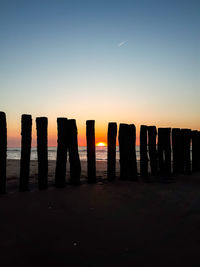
left=164, top=128, right=171, bottom=176
left=19, top=114, right=32, bottom=192
left=198, top=131, right=200, bottom=171
left=172, top=128, right=181, bottom=174
left=148, top=126, right=157, bottom=176
left=68, top=119, right=81, bottom=185
left=140, top=125, right=148, bottom=178
left=0, top=112, right=7, bottom=194
left=181, top=129, right=191, bottom=174
left=55, top=118, right=68, bottom=188
left=107, top=122, right=117, bottom=181
left=36, top=117, right=48, bottom=190
left=158, top=128, right=164, bottom=174
left=192, top=131, right=197, bottom=172
left=128, top=124, right=137, bottom=180
left=197, top=131, right=200, bottom=171
left=158, top=128, right=171, bottom=176
left=86, top=120, right=96, bottom=183
left=185, top=129, right=191, bottom=174
left=118, top=123, right=129, bottom=180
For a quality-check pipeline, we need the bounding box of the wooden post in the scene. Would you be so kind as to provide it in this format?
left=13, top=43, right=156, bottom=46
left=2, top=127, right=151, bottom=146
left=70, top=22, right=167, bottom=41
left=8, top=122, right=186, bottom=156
left=55, top=118, right=68, bottom=188
left=107, top=122, right=117, bottom=181
left=127, top=124, right=137, bottom=180
left=68, top=119, right=81, bottom=185
left=148, top=126, right=157, bottom=176
left=181, top=129, right=191, bottom=174
left=158, top=128, right=171, bottom=176
left=140, top=125, right=148, bottom=178
left=36, top=117, right=48, bottom=190
left=180, top=130, right=184, bottom=173
left=0, top=112, right=7, bottom=194
left=185, top=129, right=191, bottom=174
left=164, top=128, right=171, bottom=176
left=19, top=114, right=32, bottom=192
left=86, top=120, right=96, bottom=183
left=158, top=128, right=164, bottom=174
left=118, top=123, right=129, bottom=180
left=172, top=128, right=181, bottom=174
left=198, top=131, right=200, bottom=171
left=192, top=131, right=198, bottom=172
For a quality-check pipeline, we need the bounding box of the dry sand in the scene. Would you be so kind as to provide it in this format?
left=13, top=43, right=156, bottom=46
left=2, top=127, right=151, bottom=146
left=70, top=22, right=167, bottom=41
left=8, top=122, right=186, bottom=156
left=1, top=160, right=200, bottom=266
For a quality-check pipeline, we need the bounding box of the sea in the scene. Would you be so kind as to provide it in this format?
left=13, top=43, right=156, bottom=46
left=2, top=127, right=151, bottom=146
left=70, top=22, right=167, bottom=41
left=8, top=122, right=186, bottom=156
left=7, top=146, right=141, bottom=161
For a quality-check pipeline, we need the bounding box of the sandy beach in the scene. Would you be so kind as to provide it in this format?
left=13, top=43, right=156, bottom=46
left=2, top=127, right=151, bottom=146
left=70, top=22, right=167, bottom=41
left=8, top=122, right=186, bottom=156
left=6, top=159, right=121, bottom=191
left=1, top=160, right=200, bottom=266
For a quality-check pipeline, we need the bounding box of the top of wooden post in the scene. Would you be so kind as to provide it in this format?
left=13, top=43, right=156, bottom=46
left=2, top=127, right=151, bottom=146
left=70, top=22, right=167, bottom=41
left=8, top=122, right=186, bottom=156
left=86, top=120, right=95, bottom=125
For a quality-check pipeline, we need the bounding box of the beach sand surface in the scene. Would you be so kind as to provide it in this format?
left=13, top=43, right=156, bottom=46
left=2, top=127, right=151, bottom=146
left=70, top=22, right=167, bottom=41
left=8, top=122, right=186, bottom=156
left=1, top=160, right=200, bottom=266
left=6, top=159, right=121, bottom=191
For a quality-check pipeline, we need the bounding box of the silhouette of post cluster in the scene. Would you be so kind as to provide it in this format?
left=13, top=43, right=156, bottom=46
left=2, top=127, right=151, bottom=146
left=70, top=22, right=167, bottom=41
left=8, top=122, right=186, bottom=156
left=0, top=110, right=200, bottom=194
left=55, top=118, right=81, bottom=188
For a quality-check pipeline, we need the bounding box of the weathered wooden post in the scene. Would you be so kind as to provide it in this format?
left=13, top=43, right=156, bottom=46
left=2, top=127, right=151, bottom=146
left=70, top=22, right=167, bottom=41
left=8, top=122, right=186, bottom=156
left=19, top=114, right=32, bottom=192
left=36, top=117, right=48, bottom=190
left=198, top=131, right=200, bottom=171
left=140, top=125, right=148, bottom=178
left=128, top=124, right=137, bottom=180
left=118, top=123, right=129, bottom=180
left=86, top=120, right=96, bottom=183
left=148, top=126, right=157, bottom=176
left=0, top=112, right=7, bottom=194
left=107, top=122, right=117, bottom=181
left=164, top=128, right=171, bottom=176
left=68, top=119, right=81, bottom=185
left=180, top=129, right=185, bottom=173
left=181, top=129, right=191, bottom=174
left=158, top=128, right=171, bottom=176
left=158, top=128, right=164, bottom=174
left=55, top=118, right=68, bottom=188
left=192, top=130, right=198, bottom=172
left=172, top=128, right=181, bottom=174
left=164, top=128, right=171, bottom=177
left=185, top=129, right=191, bottom=174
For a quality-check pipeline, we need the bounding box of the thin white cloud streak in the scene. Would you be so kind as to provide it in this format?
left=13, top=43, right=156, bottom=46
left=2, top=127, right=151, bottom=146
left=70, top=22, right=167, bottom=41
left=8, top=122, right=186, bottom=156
left=118, top=40, right=128, bottom=47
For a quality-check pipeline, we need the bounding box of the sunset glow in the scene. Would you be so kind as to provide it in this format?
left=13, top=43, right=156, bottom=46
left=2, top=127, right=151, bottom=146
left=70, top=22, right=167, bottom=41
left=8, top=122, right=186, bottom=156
left=0, top=0, right=199, bottom=148
left=96, top=142, right=107, bottom=147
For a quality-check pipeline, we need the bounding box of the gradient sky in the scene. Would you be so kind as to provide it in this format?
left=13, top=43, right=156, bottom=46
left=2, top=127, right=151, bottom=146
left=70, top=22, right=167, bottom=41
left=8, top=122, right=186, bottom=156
left=0, top=0, right=199, bottom=146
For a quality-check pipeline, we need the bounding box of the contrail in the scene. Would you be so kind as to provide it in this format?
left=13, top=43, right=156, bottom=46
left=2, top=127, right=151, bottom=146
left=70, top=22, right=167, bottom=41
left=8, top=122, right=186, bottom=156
left=118, top=40, right=128, bottom=47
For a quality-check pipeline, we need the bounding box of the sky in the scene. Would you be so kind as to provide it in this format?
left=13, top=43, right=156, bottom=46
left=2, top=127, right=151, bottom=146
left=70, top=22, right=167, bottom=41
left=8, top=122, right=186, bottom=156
left=0, top=0, right=199, bottom=146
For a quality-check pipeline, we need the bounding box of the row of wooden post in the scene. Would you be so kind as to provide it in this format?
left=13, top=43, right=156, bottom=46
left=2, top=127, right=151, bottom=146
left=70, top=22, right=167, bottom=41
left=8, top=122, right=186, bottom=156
left=0, top=111, right=200, bottom=194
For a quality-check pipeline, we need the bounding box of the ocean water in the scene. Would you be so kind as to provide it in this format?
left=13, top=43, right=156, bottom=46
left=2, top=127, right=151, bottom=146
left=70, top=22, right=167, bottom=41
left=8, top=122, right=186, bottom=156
left=7, top=146, right=141, bottom=161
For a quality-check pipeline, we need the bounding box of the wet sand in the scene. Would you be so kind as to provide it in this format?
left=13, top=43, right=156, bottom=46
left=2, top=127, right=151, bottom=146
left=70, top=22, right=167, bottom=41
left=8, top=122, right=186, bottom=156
left=1, top=160, right=200, bottom=266
left=6, top=159, right=120, bottom=191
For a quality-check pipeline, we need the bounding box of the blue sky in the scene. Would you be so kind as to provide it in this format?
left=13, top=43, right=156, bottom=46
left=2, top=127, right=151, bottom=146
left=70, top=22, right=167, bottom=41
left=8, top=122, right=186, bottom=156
left=0, top=0, right=199, bottom=145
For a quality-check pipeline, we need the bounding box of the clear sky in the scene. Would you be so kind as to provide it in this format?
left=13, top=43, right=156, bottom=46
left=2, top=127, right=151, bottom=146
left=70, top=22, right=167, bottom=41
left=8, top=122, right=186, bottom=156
left=0, top=0, right=199, bottom=146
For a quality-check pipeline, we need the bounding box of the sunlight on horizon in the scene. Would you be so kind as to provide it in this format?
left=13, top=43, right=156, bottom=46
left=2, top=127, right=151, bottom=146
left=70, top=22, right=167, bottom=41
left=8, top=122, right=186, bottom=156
left=96, top=142, right=107, bottom=147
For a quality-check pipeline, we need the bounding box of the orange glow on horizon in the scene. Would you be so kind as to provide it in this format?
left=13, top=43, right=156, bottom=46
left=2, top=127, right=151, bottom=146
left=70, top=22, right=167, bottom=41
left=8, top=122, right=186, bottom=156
left=5, top=115, right=200, bottom=148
